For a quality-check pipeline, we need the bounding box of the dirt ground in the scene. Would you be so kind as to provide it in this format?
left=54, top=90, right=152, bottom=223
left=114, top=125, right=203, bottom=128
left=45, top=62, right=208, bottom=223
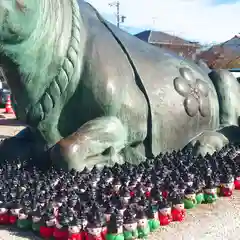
left=0, top=109, right=240, bottom=240
left=0, top=111, right=24, bottom=140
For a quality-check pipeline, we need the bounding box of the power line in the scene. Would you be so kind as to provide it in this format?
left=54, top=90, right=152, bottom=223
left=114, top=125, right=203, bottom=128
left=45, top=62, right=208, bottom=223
left=108, top=1, right=126, bottom=28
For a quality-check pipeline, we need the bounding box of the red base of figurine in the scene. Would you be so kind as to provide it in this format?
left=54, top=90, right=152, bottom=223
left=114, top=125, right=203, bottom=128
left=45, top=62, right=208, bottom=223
left=171, top=209, right=185, bottom=222
left=145, top=191, right=151, bottom=198
left=101, top=228, right=107, bottom=239
left=0, top=214, right=10, bottom=225
left=53, top=227, right=69, bottom=240
left=86, top=233, right=104, bottom=240
left=40, top=226, right=54, bottom=238
left=130, top=191, right=135, bottom=197
left=234, top=180, right=240, bottom=190
left=68, top=233, right=82, bottom=240
left=81, top=231, right=88, bottom=240
left=158, top=214, right=172, bottom=226
left=162, top=191, right=168, bottom=199
left=220, top=187, right=233, bottom=197
left=9, top=215, right=17, bottom=224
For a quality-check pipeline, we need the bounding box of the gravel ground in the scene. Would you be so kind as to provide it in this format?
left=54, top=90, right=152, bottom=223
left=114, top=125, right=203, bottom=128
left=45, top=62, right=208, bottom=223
left=0, top=109, right=240, bottom=240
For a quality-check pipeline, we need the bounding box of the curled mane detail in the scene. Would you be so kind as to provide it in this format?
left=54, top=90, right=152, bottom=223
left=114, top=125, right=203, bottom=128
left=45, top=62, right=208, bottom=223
left=27, top=0, right=82, bottom=126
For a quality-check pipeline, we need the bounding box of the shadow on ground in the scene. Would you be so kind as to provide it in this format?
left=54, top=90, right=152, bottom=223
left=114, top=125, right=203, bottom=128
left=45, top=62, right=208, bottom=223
left=0, top=118, right=25, bottom=127
left=0, top=135, right=11, bottom=139
left=0, top=225, right=40, bottom=240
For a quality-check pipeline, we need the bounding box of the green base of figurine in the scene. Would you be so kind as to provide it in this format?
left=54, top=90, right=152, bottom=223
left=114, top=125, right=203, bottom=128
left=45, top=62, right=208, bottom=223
left=137, top=226, right=150, bottom=239
left=148, top=219, right=160, bottom=232
left=123, top=230, right=138, bottom=240
left=184, top=199, right=197, bottom=209
left=106, top=233, right=125, bottom=240
left=203, top=193, right=218, bottom=204
left=17, top=219, right=32, bottom=230
left=32, top=222, right=41, bottom=232
left=196, top=193, right=204, bottom=204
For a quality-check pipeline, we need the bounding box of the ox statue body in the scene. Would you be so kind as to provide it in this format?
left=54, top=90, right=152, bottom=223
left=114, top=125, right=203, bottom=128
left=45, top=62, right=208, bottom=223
left=0, top=0, right=240, bottom=170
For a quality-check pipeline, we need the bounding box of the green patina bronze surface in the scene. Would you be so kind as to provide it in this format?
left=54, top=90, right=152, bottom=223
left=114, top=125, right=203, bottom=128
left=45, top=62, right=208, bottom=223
left=0, top=0, right=240, bottom=170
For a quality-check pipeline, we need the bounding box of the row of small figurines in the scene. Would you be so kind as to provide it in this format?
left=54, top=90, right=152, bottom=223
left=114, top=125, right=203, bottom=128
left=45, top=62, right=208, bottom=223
left=0, top=176, right=239, bottom=240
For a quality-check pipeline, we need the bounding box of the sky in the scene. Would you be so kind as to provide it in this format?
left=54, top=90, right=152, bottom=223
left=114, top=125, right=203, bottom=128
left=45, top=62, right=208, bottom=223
left=86, top=0, right=240, bottom=44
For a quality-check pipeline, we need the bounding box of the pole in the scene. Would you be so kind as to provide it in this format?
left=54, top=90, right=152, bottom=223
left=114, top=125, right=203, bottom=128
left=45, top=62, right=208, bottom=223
left=109, top=1, right=126, bottom=28
left=116, top=1, right=120, bottom=28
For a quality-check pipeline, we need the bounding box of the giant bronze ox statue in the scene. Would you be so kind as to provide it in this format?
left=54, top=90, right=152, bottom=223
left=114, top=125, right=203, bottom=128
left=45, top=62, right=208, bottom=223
left=0, top=0, right=240, bottom=170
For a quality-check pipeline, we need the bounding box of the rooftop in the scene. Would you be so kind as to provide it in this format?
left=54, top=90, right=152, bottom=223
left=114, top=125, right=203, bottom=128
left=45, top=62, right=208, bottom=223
left=135, top=30, right=200, bottom=47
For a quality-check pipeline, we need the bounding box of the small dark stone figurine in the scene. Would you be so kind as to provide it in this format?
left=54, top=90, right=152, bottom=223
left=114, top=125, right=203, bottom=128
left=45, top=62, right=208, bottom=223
left=219, top=173, right=234, bottom=197
left=203, top=178, right=218, bottom=203
left=106, top=211, right=124, bottom=240
left=31, top=206, right=42, bottom=233
left=183, top=187, right=197, bottom=209
left=158, top=199, right=172, bottom=226
left=171, top=196, right=186, bottom=222
left=39, top=212, right=56, bottom=239
left=146, top=204, right=160, bottom=232
left=0, top=202, right=10, bottom=225
left=68, top=217, right=82, bottom=240
left=123, top=209, right=138, bottom=240
left=86, top=215, right=104, bottom=240
left=53, top=215, right=70, bottom=240
left=16, top=207, right=32, bottom=230
left=9, top=201, right=22, bottom=225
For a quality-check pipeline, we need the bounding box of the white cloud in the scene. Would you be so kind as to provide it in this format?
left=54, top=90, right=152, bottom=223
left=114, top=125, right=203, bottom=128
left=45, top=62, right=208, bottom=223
left=86, top=0, right=240, bottom=44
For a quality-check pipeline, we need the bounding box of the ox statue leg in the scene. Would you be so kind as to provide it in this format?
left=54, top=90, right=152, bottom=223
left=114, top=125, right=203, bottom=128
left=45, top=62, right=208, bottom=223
left=50, top=116, right=129, bottom=170
left=189, top=69, right=240, bottom=156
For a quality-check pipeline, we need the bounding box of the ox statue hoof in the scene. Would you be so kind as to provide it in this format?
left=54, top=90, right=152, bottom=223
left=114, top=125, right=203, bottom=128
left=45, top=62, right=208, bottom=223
left=190, top=131, right=229, bottom=156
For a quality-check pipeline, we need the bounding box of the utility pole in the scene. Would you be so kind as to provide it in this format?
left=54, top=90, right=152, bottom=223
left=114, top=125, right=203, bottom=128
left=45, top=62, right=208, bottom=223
left=152, top=17, right=157, bottom=28
left=109, top=1, right=126, bottom=28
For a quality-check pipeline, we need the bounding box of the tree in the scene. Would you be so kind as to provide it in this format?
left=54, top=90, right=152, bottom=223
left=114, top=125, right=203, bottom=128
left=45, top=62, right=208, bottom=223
left=198, top=45, right=239, bottom=69
left=224, top=57, right=240, bottom=69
